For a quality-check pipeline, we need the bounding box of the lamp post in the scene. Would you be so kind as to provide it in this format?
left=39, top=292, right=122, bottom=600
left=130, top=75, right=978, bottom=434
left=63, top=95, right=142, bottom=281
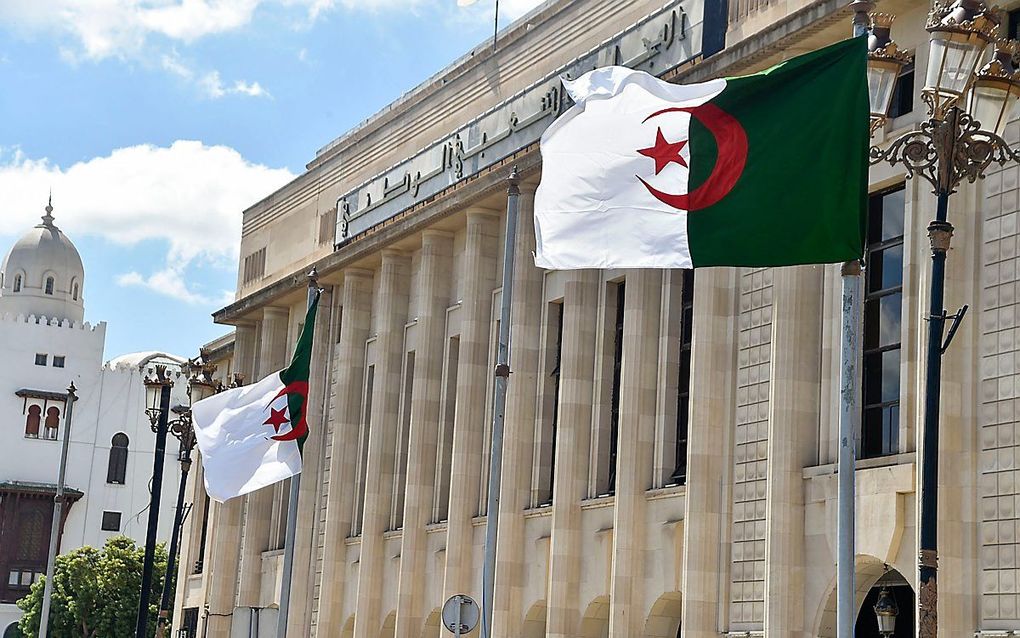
left=153, top=361, right=223, bottom=638
left=874, top=585, right=899, bottom=637
left=136, top=365, right=174, bottom=638
left=865, top=2, right=1020, bottom=635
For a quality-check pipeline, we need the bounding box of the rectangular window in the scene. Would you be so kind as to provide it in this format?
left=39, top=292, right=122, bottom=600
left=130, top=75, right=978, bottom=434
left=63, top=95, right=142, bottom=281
left=194, top=493, right=210, bottom=574
left=1010, top=8, right=1020, bottom=40
left=887, top=57, right=915, bottom=120
left=392, top=351, right=416, bottom=530
left=181, top=607, right=200, bottom=637
left=535, top=302, right=564, bottom=506
left=352, top=364, right=375, bottom=536
left=101, top=511, right=122, bottom=532
left=34, top=354, right=47, bottom=366
left=606, top=281, right=626, bottom=496
left=433, top=336, right=460, bottom=522
left=862, top=185, right=905, bottom=458
left=670, top=269, right=695, bottom=484
left=52, top=356, right=65, bottom=368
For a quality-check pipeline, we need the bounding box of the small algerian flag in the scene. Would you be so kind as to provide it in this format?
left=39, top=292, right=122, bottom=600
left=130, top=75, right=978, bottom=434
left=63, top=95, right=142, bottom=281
left=193, top=292, right=320, bottom=502
left=534, top=37, right=868, bottom=269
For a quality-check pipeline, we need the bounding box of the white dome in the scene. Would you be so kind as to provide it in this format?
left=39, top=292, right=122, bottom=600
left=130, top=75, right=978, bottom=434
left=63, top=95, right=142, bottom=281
left=0, top=199, right=86, bottom=324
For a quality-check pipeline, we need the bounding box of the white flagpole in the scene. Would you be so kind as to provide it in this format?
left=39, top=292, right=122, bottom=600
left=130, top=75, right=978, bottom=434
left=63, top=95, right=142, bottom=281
left=277, top=267, right=320, bottom=638
left=837, top=260, right=862, bottom=638
left=40, top=382, right=77, bottom=638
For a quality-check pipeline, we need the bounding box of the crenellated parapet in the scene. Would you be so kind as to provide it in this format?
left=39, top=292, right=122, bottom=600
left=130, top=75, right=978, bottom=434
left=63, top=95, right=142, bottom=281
left=0, top=311, right=106, bottom=333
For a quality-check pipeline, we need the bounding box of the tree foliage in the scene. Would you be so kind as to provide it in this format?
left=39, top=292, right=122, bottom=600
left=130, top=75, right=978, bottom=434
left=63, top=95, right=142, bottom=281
left=16, top=536, right=173, bottom=638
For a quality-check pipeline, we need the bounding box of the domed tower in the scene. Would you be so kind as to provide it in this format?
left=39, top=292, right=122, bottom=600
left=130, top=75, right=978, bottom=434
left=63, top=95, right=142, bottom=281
left=0, top=198, right=86, bottom=324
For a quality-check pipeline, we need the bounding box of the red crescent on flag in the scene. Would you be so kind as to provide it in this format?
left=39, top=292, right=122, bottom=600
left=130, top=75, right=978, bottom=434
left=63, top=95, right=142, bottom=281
left=636, top=104, right=748, bottom=212
left=266, top=380, right=309, bottom=442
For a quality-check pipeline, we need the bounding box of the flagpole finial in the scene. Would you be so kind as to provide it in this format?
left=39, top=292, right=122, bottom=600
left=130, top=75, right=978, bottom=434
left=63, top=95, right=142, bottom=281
left=307, top=267, right=319, bottom=287
left=508, top=165, right=520, bottom=196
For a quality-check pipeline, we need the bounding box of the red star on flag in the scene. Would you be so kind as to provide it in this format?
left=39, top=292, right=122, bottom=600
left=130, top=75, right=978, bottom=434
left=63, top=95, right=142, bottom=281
left=637, top=127, right=689, bottom=175
left=263, top=407, right=289, bottom=433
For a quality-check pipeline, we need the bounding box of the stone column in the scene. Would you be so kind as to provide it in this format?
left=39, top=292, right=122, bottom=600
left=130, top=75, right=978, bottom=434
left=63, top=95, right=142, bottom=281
left=395, top=231, right=454, bottom=638
left=238, top=305, right=291, bottom=607
left=762, top=265, right=822, bottom=637
left=546, top=270, right=600, bottom=638
left=205, top=321, right=258, bottom=635
left=681, top=268, right=739, bottom=637
left=287, top=285, right=335, bottom=637
left=316, top=270, right=374, bottom=631
left=443, top=210, right=499, bottom=603
left=492, top=184, right=544, bottom=638
left=609, top=269, right=661, bottom=638
left=354, top=250, right=411, bottom=638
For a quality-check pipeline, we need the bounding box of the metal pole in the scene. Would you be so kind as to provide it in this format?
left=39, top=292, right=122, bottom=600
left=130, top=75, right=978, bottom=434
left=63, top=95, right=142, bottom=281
left=836, top=261, right=862, bottom=638
left=277, top=268, right=319, bottom=638
left=481, top=167, right=520, bottom=638
left=39, top=382, right=77, bottom=638
left=136, top=383, right=173, bottom=638
left=155, top=441, right=194, bottom=638
left=918, top=190, right=952, bottom=638
left=492, top=0, right=500, bottom=52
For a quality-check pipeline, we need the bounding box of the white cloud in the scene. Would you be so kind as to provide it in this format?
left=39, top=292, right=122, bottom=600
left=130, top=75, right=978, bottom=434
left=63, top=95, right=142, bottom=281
left=161, top=51, right=270, bottom=99
left=0, top=142, right=294, bottom=304
left=117, top=268, right=235, bottom=306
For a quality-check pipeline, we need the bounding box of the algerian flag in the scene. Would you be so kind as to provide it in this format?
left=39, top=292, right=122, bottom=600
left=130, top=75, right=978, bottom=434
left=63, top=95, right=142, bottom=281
left=534, top=37, right=868, bottom=269
left=193, top=292, right=320, bottom=502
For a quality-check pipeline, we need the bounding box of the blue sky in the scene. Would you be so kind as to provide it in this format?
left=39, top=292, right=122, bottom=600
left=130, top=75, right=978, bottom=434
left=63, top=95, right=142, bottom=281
left=0, top=0, right=542, bottom=359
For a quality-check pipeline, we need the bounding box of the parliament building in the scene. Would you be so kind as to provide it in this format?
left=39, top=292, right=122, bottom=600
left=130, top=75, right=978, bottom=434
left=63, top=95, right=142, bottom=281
left=171, top=0, right=1020, bottom=635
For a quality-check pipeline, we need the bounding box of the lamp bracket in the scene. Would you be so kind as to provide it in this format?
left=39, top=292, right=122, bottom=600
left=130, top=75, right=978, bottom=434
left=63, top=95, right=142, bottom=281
left=941, top=304, right=969, bottom=353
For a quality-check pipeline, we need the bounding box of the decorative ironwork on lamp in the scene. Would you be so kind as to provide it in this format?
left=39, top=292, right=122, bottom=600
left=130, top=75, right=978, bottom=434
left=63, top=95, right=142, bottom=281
left=873, top=585, right=899, bottom=637
left=923, top=0, right=1000, bottom=119
left=143, top=364, right=174, bottom=430
left=867, top=12, right=911, bottom=131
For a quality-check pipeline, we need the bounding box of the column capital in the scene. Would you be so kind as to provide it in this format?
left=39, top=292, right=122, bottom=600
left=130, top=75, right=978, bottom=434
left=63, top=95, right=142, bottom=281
left=262, top=305, right=289, bottom=321
left=466, top=207, right=501, bottom=221
left=343, top=267, right=374, bottom=281
left=421, top=228, right=455, bottom=242
left=381, top=247, right=409, bottom=262
left=519, top=180, right=540, bottom=195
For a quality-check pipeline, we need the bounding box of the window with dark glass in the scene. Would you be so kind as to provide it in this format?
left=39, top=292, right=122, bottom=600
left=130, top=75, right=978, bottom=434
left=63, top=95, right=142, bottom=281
left=52, top=356, right=65, bottom=368
left=195, top=493, right=210, bottom=574
left=72, top=282, right=79, bottom=301
left=862, top=185, right=905, bottom=458
left=1009, top=8, right=1020, bottom=40
left=537, top=302, right=564, bottom=506
left=12, top=275, right=21, bottom=293
left=887, top=57, right=914, bottom=119
left=107, top=433, right=129, bottom=484
left=670, top=269, right=695, bottom=484
left=44, top=277, right=54, bottom=295
left=101, top=511, right=121, bottom=532
left=34, top=354, right=46, bottom=366
left=180, top=608, right=200, bottom=637
left=43, top=407, right=59, bottom=440
left=607, top=282, right=626, bottom=495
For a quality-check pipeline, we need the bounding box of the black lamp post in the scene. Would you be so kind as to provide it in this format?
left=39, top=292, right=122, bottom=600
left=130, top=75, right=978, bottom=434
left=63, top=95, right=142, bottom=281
left=864, top=2, right=1020, bottom=635
left=136, top=365, right=174, bottom=638
left=153, top=360, right=222, bottom=638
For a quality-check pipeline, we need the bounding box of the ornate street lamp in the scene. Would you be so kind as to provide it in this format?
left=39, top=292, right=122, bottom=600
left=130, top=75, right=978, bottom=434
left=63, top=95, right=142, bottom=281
left=866, top=13, right=911, bottom=131
left=866, top=2, right=1020, bottom=636
left=154, top=359, right=224, bottom=638
left=137, top=365, right=174, bottom=638
left=873, top=586, right=899, bottom=637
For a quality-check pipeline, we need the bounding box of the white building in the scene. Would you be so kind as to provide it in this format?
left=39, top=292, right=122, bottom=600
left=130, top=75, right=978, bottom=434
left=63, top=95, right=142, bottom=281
left=0, top=201, right=185, bottom=635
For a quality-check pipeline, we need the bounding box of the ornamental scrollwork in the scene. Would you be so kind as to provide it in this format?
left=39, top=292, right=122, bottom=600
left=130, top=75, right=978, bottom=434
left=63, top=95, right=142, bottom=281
left=870, top=107, right=1020, bottom=195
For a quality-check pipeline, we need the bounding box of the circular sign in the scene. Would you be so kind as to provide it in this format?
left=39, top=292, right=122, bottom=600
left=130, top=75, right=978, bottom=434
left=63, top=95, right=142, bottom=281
left=442, top=594, right=479, bottom=635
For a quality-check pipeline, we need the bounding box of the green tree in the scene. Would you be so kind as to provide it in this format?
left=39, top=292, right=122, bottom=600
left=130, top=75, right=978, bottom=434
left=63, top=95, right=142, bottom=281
left=16, top=536, right=173, bottom=638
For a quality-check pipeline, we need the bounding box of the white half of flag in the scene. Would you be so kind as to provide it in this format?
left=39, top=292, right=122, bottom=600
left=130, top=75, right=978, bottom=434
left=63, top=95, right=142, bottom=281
left=192, top=370, right=302, bottom=502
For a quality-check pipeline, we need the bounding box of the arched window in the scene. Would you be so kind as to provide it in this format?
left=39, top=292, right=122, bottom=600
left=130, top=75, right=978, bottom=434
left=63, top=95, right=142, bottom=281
left=72, top=281, right=79, bottom=301
left=44, top=407, right=60, bottom=440
left=25, top=405, right=41, bottom=438
left=12, top=274, right=21, bottom=293
left=107, top=433, right=129, bottom=484
left=44, top=277, right=54, bottom=295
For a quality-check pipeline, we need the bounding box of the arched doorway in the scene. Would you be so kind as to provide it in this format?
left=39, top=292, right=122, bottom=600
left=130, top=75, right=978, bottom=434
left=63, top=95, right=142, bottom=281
left=816, top=559, right=914, bottom=638
left=643, top=591, right=682, bottom=638
left=422, top=608, right=441, bottom=638
left=580, top=595, right=611, bottom=638
left=522, top=600, right=547, bottom=638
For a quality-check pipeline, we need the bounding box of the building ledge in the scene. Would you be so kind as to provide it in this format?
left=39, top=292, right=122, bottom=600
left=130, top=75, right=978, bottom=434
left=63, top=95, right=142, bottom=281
left=15, top=388, right=69, bottom=402
left=581, top=494, right=616, bottom=510
left=803, top=451, right=916, bottom=479
left=646, top=484, right=686, bottom=501
left=0, top=480, right=83, bottom=500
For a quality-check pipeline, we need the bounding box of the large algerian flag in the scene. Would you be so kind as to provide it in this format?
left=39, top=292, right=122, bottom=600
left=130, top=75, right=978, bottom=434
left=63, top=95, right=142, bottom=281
left=193, top=292, right=320, bottom=502
left=534, top=37, right=868, bottom=269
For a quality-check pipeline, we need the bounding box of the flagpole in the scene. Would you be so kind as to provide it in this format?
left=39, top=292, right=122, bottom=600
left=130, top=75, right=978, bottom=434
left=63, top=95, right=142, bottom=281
left=277, top=267, right=319, bottom=638
left=481, top=166, right=519, bottom=638
left=836, top=260, right=862, bottom=637
left=39, top=382, right=77, bottom=638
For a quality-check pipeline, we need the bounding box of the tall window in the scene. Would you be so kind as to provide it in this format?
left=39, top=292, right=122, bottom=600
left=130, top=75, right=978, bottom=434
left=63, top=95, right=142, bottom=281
left=24, top=405, right=41, bottom=438
left=433, top=336, right=460, bottom=522
left=352, top=364, right=375, bottom=536
left=888, top=57, right=914, bottom=119
left=72, top=282, right=79, bottom=301
left=606, top=282, right=626, bottom=495
left=670, top=269, right=695, bottom=484
left=44, top=407, right=60, bottom=440
left=862, top=186, right=905, bottom=458
left=107, top=433, right=129, bottom=484
left=536, top=302, right=564, bottom=506
left=12, top=275, right=21, bottom=293
left=44, top=277, right=54, bottom=295
left=195, top=493, right=210, bottom=574
left=392, top=352, right=415, bottom=529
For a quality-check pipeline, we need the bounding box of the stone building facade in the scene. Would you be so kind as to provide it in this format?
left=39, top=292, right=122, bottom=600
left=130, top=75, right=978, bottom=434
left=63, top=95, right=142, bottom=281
left=171, top=0, right=1020, bottom=635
